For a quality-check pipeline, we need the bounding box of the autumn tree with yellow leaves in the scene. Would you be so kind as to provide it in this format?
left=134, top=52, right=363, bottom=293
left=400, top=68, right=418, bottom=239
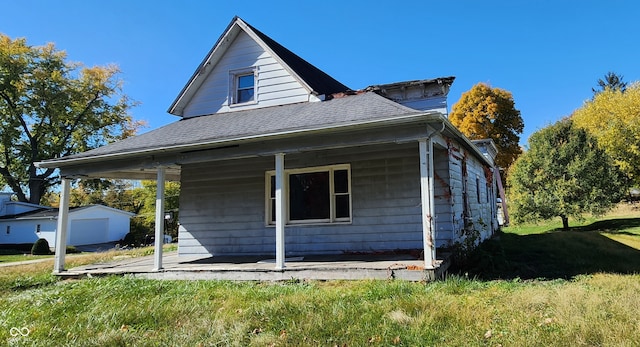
left=573, top=82, right=640, bottom=186
left=0, top=34, right=141, bottom=204
left=449, top=83, right=524, bottom=170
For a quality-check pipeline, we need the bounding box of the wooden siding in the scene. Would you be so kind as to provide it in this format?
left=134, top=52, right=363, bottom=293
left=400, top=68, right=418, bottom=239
left=445, top=138, right=496, bottom=246
left=182, top=31, right=310, bottom=117
left=433, top=145, right=455, bottom=246
left=177, top=142, right=456, bottom=257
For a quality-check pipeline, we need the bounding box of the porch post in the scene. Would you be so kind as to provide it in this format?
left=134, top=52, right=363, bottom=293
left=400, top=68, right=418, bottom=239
left=419, top=138, right=436, bottom=268
left=153, top=167, right=166, bottom=271
left=53, top=178, right=71, bottom=273
left=275, top=153, right=286, bottom=270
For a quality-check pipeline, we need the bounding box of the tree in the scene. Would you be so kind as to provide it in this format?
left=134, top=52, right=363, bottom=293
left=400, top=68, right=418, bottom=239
left=137, top=180, right=181, bottom=238
left=573, top=82, right=640, bottom=186
left=0, top=34, right=140, bottom=204
left=508, top=118, right=623, bottom=229
left=68, top=179, right=145, bottom=214
left=449, top=83, right=524, bottom=170
left=592, top=71, right=627, bottom=95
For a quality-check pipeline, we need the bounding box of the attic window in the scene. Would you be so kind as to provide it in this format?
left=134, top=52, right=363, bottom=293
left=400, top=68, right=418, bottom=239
left=230, top=69, right=256, bottom=105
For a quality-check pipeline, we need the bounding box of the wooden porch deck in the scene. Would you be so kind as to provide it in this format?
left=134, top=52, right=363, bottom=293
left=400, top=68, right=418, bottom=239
left=58, top=251, right=451, bottom=281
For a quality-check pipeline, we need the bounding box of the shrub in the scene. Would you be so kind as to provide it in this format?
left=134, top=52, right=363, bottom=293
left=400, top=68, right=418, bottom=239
left=122, top=216, right=152, bottom=247
left=31, top=238, right=51, bottom=255
left=66, top=245, right=80, bottom=254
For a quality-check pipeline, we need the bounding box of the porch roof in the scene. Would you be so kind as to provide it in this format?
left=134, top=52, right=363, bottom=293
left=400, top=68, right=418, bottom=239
left=36, top=92, right=492, bottom=180
left=37, top=92, right=419, bottom=166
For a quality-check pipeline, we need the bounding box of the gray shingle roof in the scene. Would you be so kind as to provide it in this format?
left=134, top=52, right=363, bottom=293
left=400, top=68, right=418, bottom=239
left=38, top=92, right=424, bottom=166
left=245, top=20, right=350, bottom=95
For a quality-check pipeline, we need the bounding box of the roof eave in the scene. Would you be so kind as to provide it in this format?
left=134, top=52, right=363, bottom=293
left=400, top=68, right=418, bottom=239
left=36, top=111, right=445, bottom=169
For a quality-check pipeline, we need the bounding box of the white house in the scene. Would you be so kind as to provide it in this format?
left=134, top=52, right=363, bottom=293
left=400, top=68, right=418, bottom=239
left=37, top=17, right=502, bottom=273
left=0, top=192, right=133, bottom=248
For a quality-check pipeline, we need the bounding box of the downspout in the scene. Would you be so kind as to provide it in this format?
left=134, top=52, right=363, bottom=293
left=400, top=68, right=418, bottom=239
left=427, top=121, right=446, bottom=138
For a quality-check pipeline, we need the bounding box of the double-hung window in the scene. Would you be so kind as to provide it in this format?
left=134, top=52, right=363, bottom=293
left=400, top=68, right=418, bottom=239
left=230, top=68, right=256, bottom=105
left=266, top=164, right=351, bottom=225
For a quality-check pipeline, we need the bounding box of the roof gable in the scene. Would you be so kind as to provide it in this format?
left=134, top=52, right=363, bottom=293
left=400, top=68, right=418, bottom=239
left=169, top=17, right=350, bottom=117
left=244, top=21, right=350, bottom=96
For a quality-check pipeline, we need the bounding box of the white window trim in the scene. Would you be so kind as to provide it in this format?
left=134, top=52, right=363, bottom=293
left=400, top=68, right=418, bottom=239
left=229, top=67, right=257, bottom=106
left=265, top=164, right=352, bottom=226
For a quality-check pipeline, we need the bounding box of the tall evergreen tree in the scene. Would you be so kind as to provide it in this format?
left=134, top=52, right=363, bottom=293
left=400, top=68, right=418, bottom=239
left=592, top=71, right=627, bottom=95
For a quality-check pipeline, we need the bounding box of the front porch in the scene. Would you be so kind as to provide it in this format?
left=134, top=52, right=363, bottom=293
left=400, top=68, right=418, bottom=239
left=57, top=250, right=451, bottom=281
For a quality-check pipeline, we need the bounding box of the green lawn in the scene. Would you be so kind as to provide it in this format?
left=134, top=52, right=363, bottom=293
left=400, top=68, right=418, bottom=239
left=0, top=252, right=52, bottom=264
left=456, top=204, right=640, bottom=280
left=0, top=207, right=639, bottom=346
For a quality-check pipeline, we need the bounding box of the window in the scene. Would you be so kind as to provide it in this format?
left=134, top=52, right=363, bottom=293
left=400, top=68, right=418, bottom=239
left=266, top=164, right=351, bottom=225
left=230, top=69, right=256, bottom=104
left=5, top=226, right=9, bottom=235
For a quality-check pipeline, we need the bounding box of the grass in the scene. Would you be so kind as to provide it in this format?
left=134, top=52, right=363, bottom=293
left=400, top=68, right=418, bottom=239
left=1, top=275, right=639, bottom=346
left=0, top=252, right=52, bottom=264
left=457, top=203, right=640, bottom=280
left=0, top=207, right=639, bottom=346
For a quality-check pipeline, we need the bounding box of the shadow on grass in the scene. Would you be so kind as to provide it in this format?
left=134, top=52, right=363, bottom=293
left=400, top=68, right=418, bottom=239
left=452, top=217, right=640, bottom=280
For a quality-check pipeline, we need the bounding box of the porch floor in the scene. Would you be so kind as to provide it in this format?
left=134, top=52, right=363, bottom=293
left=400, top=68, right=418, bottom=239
left=59, top=251, right=451, bottom=281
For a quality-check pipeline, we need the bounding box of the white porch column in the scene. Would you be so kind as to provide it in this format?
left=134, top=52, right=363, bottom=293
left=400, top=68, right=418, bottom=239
left=53, top=178, right=71, bottom=273
left=153, top=167, right=166, bottom=271
left=274, top=153, right=286, bottom=270
left=419, top=138, right=436, bottom=268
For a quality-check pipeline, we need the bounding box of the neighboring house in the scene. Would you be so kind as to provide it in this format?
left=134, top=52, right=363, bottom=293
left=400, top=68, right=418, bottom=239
left=36, top=17, right=501, bottom=272
left=0, top=192, right=133, bottom=247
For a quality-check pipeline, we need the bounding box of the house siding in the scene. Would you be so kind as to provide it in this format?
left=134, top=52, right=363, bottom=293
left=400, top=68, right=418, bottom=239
left=178, top=142, right=461, bottom=257
left=446, top=139, right=496, bottom=246
left=0, top=220, right=56, bottom=245
left=182, top=31, right=310, bottom=117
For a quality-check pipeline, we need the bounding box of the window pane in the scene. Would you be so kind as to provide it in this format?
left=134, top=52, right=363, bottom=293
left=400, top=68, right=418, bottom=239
left=236, top=74, right=255, bottom=103
left=237, top=89, right=254, bottom=103
left=289, top=172, right=329, bottom=220
left=335, top=195, right=350, bottom=218
left=270, top=175, right=275, bottom=198
left=334, top=169, right=348, bottom=193
left=271, top=199, right=276, bottom=222
left=238, top=74, right=254, bottom=88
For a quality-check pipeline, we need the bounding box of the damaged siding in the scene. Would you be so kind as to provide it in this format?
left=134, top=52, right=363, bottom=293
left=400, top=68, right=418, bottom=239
left=446, top=139, right=495, bottom=246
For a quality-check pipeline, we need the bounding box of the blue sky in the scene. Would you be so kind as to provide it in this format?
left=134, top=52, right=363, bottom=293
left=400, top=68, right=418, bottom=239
left=3, top=1, right=639, bottom=147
